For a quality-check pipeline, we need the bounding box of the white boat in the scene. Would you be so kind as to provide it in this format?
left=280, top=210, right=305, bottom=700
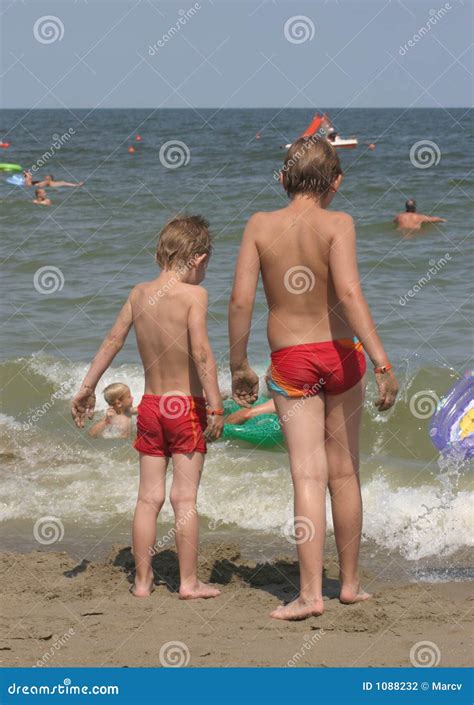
left=284, top=113, right=358, bottom=150
left=285, top=135, right=358, bottom=150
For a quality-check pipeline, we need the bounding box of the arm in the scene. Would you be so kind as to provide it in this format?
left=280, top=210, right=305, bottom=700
left=54, top=180, right=84, bottom=187
left=71, top=296, right=134, bottom=427
left=329, top=214, right=398, bottom=411
left=228, top=215, right=261, bottom=405
left=422, top=215, right=446, bottom=223
left=188, top=288, right=223, bottom=440
left=225, top=398, right=276, bottom=425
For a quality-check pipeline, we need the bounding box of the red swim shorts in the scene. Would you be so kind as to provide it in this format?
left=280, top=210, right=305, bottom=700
left=134, top=394, right=207, bottom=457
left=267, top=338, right=367, bottom=398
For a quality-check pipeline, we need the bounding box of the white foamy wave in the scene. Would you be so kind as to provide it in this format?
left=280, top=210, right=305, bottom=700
left=362, top=476, right=473, bottom=561
left=26, top=354, right=271, bottom=410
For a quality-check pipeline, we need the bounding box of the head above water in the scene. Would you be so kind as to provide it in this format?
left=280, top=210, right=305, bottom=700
left=155, top=214, right=212, bottom=284
left=103, top=383, right=133, bottom=412
left=281, top=136, right=343, bottom=203
left=405, top=198, right=417, bottom=213
left=35, top=188, right=46, bottom=199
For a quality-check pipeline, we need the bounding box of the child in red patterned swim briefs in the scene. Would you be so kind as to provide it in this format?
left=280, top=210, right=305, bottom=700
left=229, top=137, right=398, bottom=621
left=72, top=216, right=223, bottom=600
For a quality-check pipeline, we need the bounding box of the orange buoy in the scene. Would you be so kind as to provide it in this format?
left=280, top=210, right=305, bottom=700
left=128, top=146, right=136, bottom=154
left=368, top=143, right=376, bottom=150
left=255, top=133, right=261, bottom=139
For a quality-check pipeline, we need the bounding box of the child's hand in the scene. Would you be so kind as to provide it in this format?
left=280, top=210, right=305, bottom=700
left=204, top=414, right=224, bottom=442
left=71, top=386, right=96, bottom=428
left=105, top=407, right=117, bottom=424
left=374, top=369, right=398, bottom=412
left=231, top=365, right=259, bottom=407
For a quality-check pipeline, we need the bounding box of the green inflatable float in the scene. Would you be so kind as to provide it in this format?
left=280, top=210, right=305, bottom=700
left=223, top=398, right=284, bottom=448
left=0, top=163, right=22, bottom=172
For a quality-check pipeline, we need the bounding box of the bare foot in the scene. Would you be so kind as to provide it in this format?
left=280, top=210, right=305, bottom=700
left=270, top=596, right=324, bottom=621
left=130, top=577, right=155, bottom=598
left=340, top=585, right=372, bottom=604
left=179, top=581, right=221, bottom=600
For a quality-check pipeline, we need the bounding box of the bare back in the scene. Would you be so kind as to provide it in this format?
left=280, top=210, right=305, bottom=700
left=255, top=203, right=353, bottom=350
left=130, top=279, right=202, bottom=396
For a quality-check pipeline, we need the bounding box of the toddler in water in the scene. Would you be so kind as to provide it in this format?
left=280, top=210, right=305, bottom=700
left=32, top=188, right=51, bottom=207
left=88, top=383, right=137, bottom=439
left=72, top=215, right=223, bottom=599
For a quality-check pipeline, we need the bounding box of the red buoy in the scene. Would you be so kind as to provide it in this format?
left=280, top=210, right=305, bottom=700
left=135, top=135, right=142, bottom=142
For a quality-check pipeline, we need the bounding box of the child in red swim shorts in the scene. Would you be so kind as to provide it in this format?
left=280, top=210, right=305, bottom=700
left=229, top=137, right=398, bottom=621
left=72, top=215, right=223, bottom=600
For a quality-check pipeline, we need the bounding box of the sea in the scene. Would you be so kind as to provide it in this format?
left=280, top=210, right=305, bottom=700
left=1, top=107, right=472, bottom=582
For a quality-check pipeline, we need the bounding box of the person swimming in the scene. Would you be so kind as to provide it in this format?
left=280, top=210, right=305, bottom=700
left=32, top=188, right=51, bottom=206
left=35, top=174, right=84, bottom=188
left=393, top=199, right=446, bottom=232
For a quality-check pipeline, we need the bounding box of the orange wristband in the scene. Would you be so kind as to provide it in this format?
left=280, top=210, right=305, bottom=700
left=374, top=363, right=392, bottom=374
left=207, top=408, right=224, bottom=416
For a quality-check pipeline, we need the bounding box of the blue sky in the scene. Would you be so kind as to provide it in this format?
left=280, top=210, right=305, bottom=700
left=2, top=0, right=472, bottom=108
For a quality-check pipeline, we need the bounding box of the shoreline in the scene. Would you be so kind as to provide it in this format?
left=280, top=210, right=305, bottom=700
left=1, top=543, right=472, bottom=668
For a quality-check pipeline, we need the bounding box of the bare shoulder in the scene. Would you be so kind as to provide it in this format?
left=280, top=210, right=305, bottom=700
left=328, top=210, right=355, bottom=227
left=182, top=283, right=208, bottom=306
left=325, top=210, right=355, bottom=242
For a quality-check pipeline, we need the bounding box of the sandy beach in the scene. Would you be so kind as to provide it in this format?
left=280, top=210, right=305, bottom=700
left=1, top=544, right=472, bottom=669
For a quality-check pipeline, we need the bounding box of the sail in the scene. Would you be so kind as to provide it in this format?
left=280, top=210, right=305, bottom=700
left=301, top=114, right=324, bottom=138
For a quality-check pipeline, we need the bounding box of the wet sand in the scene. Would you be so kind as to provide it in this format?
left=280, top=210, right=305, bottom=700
left=0, top=544, right=472, bottom=668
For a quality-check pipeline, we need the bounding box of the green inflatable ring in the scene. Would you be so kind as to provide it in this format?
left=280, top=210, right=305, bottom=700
left=0, top=163, right=22, bottom=172
left=223, top=398, right=284, bottom=448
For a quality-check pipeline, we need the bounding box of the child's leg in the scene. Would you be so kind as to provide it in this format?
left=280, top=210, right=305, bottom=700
left=271, top=392, right=327, bottom=620
left=325, top=379, right=371, bottom=603
left=170, top=452, right=220, bottom=600
left=131, top=452, right=168, bottom=597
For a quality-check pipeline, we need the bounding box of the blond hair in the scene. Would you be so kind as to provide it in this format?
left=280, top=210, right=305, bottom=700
left=155, top=215, right=212, bottom=270
left=281, top=136, right=342, bottom=199
left=103, top=383, right=130, bottom=405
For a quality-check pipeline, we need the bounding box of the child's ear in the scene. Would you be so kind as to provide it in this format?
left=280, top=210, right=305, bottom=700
left=332, top=174, right=343, bottom=192
left=194, top=253, right=208, bottom=268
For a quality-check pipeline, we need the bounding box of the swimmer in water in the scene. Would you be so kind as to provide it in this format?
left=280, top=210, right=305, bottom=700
left=88, top=383, right=137, bottom=439
left=32, top=188, right=51, bottom=206
left=35, top=174, right=84, bottom=188
left=393, top=199, right=446, bottom=233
